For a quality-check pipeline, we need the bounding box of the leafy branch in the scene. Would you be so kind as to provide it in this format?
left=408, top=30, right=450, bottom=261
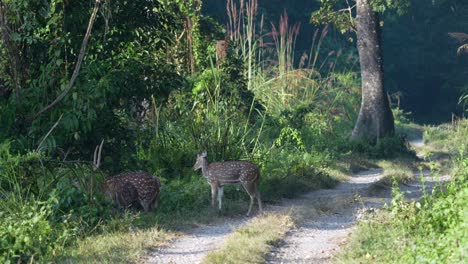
left=311, top=0, right=410, bottom=33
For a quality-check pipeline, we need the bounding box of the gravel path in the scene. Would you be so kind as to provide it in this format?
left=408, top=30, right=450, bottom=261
left=265, top=168, right=387, bottom=264
left=266, top=167, right=448, bottom=264
left=146, top=139, right=445, bottom=264
left=266, top=138, right=447, bottom=264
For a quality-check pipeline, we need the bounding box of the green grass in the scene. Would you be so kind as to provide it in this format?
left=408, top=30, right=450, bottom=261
left=423, top=119, right=468, bottom=156
left=368, top=158, right=417, bottom=193
left=335, top=210, right=409, bottom=263
left=395, top=122, right=424, bottom=141
left=203, top=213, right=294, bottom=264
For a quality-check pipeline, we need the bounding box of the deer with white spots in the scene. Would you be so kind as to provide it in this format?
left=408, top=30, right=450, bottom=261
left=193, top=151, right=262, bottom=216
left=92, top=140, right=161, bottom=212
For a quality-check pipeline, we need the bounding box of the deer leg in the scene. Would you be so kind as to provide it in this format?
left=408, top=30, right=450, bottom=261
left=149, top=193, right=159, bottom=211
left=256, top=187, right=263, bottom=214
left=218, top=186, right=224, bottom=211
left=210, top=183, right=218, bottom=208
left=151, top=199, right=158, bottom=211
left=247, top=195, right=255, bottom=217
left=242, top=182, right=256, bottom=217
left=141, top=201, right=150, bottom=212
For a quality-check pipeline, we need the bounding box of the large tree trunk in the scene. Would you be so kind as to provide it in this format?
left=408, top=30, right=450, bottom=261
left=351, top=0, right=394, bottom=143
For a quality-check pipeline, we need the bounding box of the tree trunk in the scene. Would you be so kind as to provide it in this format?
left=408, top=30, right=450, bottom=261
left=351, top=0, right=394, bottom=143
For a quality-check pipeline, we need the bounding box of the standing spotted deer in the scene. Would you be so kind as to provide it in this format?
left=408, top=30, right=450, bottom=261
left=93, top=140, right=160, bottom=212
left=193, top=151, right=262, bottom=216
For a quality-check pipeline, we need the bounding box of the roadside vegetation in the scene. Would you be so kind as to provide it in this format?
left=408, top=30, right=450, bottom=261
left=336, top=119, right=468, bottom=263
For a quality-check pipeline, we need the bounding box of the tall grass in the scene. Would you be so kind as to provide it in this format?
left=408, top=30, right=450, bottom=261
left=227, top=0, right=261, bottom=90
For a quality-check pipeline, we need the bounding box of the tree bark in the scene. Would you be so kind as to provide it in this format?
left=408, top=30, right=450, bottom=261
left=351, top=0, right=394, bottom=143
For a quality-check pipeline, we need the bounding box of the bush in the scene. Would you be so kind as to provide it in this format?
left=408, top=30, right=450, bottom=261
left=259, top=148, right=337, bottom=201
left=0, top=201, right=56, bottom=263
left=157, top=176, right=211, bottom=214
left=390, top=156, right=467, bottom=262
left=423, top=119, right=468, bottom=155
left=0, top=142, right=124, bottom=263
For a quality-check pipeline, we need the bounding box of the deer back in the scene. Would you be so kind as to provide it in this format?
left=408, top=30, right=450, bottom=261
left=206, top=161, right=259, bottom=183
left=102, top=171, right=160, bottom=210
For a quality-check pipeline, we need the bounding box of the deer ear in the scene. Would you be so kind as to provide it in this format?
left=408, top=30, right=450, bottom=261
left=201, top=150, right=207, bottom=157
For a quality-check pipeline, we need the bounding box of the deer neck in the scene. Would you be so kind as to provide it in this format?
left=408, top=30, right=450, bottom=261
left=201, top=158, right=210, bottom=178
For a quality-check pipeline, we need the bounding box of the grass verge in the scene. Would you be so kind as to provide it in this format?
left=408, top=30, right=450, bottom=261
left=203, top=213, right=294, bottom=264
left=368, top=158, right=416, bottom=193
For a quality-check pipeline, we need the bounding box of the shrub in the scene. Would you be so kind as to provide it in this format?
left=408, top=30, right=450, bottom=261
left=0, top=142, right=124, bottom=263
left=347, top=134, right=415, bottom=159
left=259, top=148, right=337, bottom=201
left=156, top=176, right=211, bottom=214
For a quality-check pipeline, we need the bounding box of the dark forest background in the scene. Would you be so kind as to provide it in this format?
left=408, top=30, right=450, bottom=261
left=204, top=0, right=468, bottom=123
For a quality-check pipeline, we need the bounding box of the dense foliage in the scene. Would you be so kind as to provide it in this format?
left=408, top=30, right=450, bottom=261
left=0, top=0, right=359, bottom=261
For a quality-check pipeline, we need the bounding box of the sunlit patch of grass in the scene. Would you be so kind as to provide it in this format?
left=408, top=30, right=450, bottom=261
left=323, top=166, right=349, bottom=182
left=423, top=119, right=468, bottom=156
left=58, top=227, right=174, bottom=264
left=418, top=120, right=468, bottom=173
left=369, top=159, right=416, bottom=193
left=334, top=211, right=407, bottom=263
left=395, top=122, right=424, bottom=141
left=203, top=213, right=294, bottom=264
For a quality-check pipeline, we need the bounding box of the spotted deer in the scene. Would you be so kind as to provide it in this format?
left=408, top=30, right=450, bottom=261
left=193, top=151, right=262, bottom=216
left=93, top=140, right=160, bottom=212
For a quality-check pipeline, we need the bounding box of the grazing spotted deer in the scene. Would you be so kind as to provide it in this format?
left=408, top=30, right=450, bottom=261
left=93, top=140, right=161, bottom=212
left=193, top=151, right=262, bottom=216
left=100, top=171, right=161, bottom=212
